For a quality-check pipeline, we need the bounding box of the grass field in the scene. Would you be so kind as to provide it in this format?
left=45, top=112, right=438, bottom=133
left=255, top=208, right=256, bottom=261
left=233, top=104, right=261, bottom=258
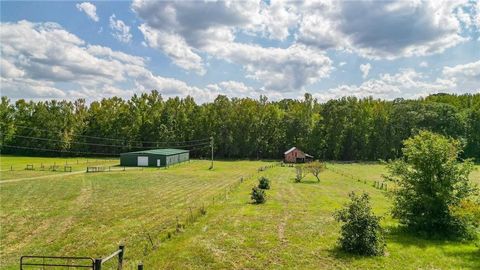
left=0, top=156, right=479, bottom=269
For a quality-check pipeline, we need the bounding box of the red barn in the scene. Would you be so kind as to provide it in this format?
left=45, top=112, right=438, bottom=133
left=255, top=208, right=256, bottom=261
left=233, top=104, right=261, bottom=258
left=284, top=147, right=313, bottom=163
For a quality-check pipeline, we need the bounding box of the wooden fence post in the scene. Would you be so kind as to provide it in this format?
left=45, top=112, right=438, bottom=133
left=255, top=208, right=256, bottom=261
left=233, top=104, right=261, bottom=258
left=118, top=245, right=125, bottom=270
left=94, top=258, right=102, bottom=270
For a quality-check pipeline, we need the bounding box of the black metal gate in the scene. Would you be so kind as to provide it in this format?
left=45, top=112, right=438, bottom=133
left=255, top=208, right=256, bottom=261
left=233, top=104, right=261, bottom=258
left=20, top=245, right=125, bottom=270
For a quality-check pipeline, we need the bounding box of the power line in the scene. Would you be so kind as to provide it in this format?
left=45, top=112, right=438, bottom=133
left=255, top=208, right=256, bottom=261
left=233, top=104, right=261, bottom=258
left=12, top=135, right=210, bottom=149
left=13, top=125, right=210, bottom=144
left=1, top=145, right=118, bottom=156
left=1, top=141, right=210, bottom=156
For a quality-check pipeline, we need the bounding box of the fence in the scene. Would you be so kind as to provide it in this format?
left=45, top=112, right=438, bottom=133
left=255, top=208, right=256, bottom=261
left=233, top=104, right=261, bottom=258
left=327, top=164, right=392, bottom=191
left=20, top=245, right=142, bottom=270
left=18, top=162, right=282, bottom=268
left=86, top=166, right=110, bottom=173
left=132, top=162, right=282, bottom=258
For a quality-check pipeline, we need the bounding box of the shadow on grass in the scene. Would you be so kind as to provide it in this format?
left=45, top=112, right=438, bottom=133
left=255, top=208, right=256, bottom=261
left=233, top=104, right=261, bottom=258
left=293, top=179, right=320, bottom=184
left=385, top=226, right=480, bottom=269
left=327, top=227, right=479, bottom=269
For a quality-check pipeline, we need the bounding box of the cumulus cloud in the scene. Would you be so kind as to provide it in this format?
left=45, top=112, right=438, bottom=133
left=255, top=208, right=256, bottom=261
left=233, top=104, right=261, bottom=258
left=315, top=61, right=480, bottom=102
left=360, top=63, right=371, bottom=79
left=76, top=2, right=99, bottom=22
left=0, top=20, right=221, bottom=102
left=315, top=69, right=454, bottom=101
left=138, top=24, right=206, bottom=75
left=442, top=60, right=480, bottom=91
left=109, top=14, right=132, bottom=43
left=297, top=1, right=469, bottom=59
left=132, top=0, right=333, bottom=91
left=205, top=43, right=332, bottom=91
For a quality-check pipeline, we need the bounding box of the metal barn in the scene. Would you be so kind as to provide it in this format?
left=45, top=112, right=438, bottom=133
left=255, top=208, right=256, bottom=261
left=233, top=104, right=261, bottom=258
left=120, top=148, right=189, bottom=167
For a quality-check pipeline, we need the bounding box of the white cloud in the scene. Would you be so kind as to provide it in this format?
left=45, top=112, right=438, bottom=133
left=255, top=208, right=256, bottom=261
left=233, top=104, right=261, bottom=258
left=475, top=0, right=480, bottom=29
left=0, top=20, right=222, bottom=102
left=420, top=61, right=429, bottom=67
left=76, top=2, right=99, bottom=22
left=109, top=14, right=132, bottom=43
left=315, top=69, right=455, bottom=101
left=296, top=0, right=470, bottom=59
left=138, top=24, right=206, bottom=75
left=315, top=61, right=480, bottom=102
left=442, top=60, right=480, bottom=91
left=338, top=61, right=347, bottom=67
left=205, top=42, right=332, bottom=92
left=133, top=0, right=333, bottom=91
left=360, top=63, right=371, bottom=79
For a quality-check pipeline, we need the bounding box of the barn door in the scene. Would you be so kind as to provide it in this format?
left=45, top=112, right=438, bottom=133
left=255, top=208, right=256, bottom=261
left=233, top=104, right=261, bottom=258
left=157, top=159, right=161, bottom=167
left=137, top=156, right=149, bottom=166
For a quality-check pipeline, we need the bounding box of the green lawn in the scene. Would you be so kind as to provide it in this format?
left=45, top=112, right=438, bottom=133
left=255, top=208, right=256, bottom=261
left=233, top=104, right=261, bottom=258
left=144, top=164, right=480, bottom=269
left=0, top=155, right=119, bottom=181
left=0, top=158, right=272, bottom=269
left=0, top=157, right=478, bottom=269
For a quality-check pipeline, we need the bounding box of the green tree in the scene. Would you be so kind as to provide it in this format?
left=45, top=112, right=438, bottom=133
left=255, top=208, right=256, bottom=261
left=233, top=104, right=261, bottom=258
left=385, top=131, right=477, bottom=238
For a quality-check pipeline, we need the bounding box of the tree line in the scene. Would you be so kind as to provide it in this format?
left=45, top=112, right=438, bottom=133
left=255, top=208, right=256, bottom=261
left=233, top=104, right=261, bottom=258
left=1, top=92, right=479, bottom=161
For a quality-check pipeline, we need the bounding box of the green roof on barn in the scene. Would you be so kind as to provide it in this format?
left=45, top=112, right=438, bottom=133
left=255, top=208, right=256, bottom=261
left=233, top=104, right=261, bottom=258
left=122, top=148, right=189, bottom=155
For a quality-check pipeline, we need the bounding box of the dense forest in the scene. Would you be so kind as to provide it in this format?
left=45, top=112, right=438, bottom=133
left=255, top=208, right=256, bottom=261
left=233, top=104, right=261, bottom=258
left=1, top=92, right=479, bottom=161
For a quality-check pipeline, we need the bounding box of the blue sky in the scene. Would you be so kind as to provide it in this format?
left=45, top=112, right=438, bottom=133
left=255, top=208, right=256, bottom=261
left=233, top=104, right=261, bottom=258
left=1, top=0, right=479, bottom=103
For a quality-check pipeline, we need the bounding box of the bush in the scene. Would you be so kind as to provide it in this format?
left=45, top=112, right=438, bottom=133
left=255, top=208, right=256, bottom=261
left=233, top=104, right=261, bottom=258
left=385, top=131, right=477, bottom=238
left=450, top=199, right=480, bottom=240
left=258, top=176, right=270, bottom=189
left=334, top=192, right=385, bottom=256
left=295, top=165, right=304, bottom=183
left=251, top=187, right=266, bottom=204
left=305, top=161, right=326, bottom=182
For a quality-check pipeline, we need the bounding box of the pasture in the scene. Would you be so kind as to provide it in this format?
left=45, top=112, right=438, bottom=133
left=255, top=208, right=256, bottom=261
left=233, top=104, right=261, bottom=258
left=0, top=156, right=478, bottom=269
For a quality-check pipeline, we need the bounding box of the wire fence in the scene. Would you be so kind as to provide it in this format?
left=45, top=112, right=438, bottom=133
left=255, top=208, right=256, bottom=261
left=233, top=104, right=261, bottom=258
left=327, top=164, right=392, bottom=192
left=129, top=162, right=283, bottom=258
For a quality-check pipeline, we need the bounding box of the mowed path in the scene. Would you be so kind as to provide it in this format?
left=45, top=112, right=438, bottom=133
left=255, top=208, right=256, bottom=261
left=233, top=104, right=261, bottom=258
left=0, top=170, right=86, bottom=183
left=142, top=165, right=480, bottom=270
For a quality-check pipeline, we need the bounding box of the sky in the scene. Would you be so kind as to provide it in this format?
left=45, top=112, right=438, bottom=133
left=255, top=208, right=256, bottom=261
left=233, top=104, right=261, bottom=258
left=1, top=0, right=480, bottom=103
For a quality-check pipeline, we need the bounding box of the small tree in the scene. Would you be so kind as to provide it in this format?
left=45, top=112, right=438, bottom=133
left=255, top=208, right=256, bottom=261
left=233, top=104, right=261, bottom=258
left=305, top=161, right=326, bottom=182
left=258, top=176, right=270, bottom=189
left=295, top=165, right=305, bottom=183
left=251, top=187, right=266, bottom=204
left=334, top=192, right=385, bottom=256
left=385, top=131, right=478, bottom=238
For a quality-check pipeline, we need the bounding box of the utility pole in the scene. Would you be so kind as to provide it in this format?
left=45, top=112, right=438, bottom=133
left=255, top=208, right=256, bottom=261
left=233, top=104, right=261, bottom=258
left=209, top=136, right=214, bottom=170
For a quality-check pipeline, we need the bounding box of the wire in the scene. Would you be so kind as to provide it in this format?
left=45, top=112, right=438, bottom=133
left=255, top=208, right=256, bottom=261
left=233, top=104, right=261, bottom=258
left=13, top=135, right=210, bottom=149
left=13, top=125, right=210, bottom=144
left=1, top=142, right=210, bottom=156
left=1, top=145, right=118, bottom=156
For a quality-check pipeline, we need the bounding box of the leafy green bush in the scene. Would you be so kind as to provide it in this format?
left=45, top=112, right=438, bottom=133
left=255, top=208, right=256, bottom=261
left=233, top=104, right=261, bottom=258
left=385, top=131, right=477, bottom=238
left=450, top=199, right=480, bottom=240
left=334, top=192, right=385, bottom=256
left=258, top=176, right=270, bottom=189
left=295, top=165, right=304, bottom=183
left=251, top=187, right=266, bottom=204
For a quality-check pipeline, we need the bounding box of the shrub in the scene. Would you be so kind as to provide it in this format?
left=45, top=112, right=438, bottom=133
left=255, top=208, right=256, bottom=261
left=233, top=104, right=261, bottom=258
left=258, top=176, right=270, bottom=189
left=295, top=165, right=304, bottom=183
left=450, top=199, right=480, bottom=240
left=251, top=187, right=266, bottom=204
left=384, top=131, right=477, bottom=238
left=305, top=161, right=326, bottom=182
left=334, top=192, right=385, bottom=256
